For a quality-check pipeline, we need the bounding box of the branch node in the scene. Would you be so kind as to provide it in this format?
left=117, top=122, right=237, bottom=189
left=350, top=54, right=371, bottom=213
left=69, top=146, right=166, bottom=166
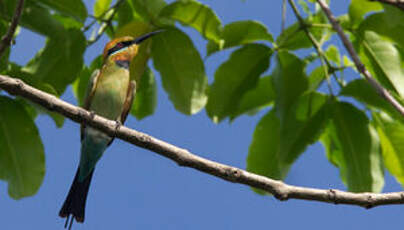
left=365, top=195, right=375, bottom=209
left=114, top=120, right=122, bottom=137
left=225, top=167, right=242, bottom=181
left=328, top=189, right=338, bottom=204
left=14, top=78, right=24, bottom=90
left=273, top=186, right=290, bottom=201
left=139, top=134, right=152, bottom=145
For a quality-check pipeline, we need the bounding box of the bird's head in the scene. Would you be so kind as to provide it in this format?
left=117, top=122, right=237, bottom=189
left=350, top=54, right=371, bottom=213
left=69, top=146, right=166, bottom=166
left=102, top=30, right=163, bottom=63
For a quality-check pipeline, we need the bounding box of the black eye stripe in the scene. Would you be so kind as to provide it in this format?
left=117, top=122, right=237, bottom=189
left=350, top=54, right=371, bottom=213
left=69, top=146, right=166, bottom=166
left=106, top=41, right=133, bottom=57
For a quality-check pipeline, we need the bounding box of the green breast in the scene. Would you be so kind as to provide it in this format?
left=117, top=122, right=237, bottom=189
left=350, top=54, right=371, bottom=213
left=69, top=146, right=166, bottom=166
left=90, top=64, right=130, bottom=120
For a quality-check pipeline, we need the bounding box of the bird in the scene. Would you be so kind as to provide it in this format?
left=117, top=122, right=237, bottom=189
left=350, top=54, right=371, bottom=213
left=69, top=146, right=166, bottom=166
left=59, top=30, right=163, bottom=229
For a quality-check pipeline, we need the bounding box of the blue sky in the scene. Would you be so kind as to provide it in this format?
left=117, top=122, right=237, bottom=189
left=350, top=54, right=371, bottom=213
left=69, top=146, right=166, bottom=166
left=1, top=0, right=403, bottom=229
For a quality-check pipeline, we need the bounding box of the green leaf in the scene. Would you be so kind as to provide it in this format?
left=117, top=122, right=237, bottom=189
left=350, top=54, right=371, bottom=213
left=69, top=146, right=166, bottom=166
left=357, top=11, right=404, bottom=51
left=328, top=101, right=384, bottom=192
left=325, top=45, right=340, bottom=65
left=23, top=29, right=86, bottom=95
left=247, top=110, right=286, bottom=194
left=94, top=0, right=112, bottom=18
left=340, top=79, right=400, bottom=119
left=0, top=19, right=10, bottom=73
left=231, top=75, right=275, bottom=120
left=207, top=20, right=273, bottom=56
left=206, top=44, right=272, bottom=123
left=0, top=0, right=65, bottom=37
left=348, top=0, right=382, bottom=27
left=308, top=66, right=327, bottom=91
left=0, top=96, right=45, bottom=199
left=6, top=63, right=65, bottom=127
left=36, top=0, right=87, bottom=22
left=272, top=51, right=308, bottom=120
left=131, top=0, right=166, bottom=23
left=298, top=0, right=311, bottom=16
left=52, top=14, right=83, bottom=29
left=279, top=92, right=329, bottom=164
left=116, top=1, right=139, bottom=28
left=374, top=112, right=404, bottom=186
left=359, top=31, right=404, bottom=98
left=131, top=67, right=157, bottom=120
left=73, top=56, right=103, bottom=107
left=276, top=12, right=329, bottom=50
left=151, top=28, right=208, bottom=115
left=160, top=0, right=221, bottom=42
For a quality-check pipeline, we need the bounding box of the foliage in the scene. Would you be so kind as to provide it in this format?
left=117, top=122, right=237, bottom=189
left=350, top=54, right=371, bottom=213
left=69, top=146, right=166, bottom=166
left=1, top=0, right=404, bottom=198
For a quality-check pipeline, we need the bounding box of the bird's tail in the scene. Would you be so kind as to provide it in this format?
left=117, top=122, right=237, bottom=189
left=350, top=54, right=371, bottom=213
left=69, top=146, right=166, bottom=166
left=59, top=167, right=94, bottom=229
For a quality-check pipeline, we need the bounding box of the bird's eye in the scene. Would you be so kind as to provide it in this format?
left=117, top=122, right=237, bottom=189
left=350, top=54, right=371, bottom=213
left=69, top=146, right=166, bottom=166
left=116, top=42, right=124, bottom=49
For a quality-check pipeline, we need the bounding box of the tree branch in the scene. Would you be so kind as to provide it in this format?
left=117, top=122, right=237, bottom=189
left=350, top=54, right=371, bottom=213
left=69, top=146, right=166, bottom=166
left=369, top=0, right=404, bottom=11
left=288, top=0, right=338, bottom=94
left=86, top=0, right=125, bottom=46
left=316, top=0, right=404, bottom=117
left=0, top=0, right=24, bottom=58
left=1, top=74, right=404, bottom=208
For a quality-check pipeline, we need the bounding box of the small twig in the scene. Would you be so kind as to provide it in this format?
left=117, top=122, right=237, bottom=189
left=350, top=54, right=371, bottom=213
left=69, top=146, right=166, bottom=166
left=86, top=0, right=125, bottom=45
left=288, top=0, right=338, bottom=94
left=1, top=74, right=404, bottom=208
left=317, top=0, right=404, bottom=116
left=0, top=0, right=24, bottom=58
left=281, top=0, right=287, bottom=32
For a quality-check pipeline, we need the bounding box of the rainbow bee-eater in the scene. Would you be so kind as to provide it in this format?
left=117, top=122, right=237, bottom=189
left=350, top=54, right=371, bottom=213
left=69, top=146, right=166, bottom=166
left=59, top=30, right=162, bottom=229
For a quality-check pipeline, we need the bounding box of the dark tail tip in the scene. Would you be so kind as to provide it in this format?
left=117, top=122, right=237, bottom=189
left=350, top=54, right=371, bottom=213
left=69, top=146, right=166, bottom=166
left=59, top=168, right=94, bottom=228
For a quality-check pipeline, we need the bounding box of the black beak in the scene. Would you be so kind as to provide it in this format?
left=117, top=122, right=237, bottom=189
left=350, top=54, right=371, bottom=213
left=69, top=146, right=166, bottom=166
left=131, top=30, right=164, bottom=45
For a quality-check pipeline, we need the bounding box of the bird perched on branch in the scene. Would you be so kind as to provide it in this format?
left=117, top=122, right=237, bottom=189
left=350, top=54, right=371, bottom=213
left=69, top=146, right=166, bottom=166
left=59, top=30, right=162, bottom=229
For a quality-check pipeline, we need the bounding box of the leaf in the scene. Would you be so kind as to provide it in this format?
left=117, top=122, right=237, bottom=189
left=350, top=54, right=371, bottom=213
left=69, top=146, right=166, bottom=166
left=359, top=31, right=404, bottom=98
left=207, top=20, right=273, bottom=56
left=247, top=110, right=286, bottom=194
left=0, top=0, right=65, bottom=37
left=231, top=75, right=275, bottom=120
left=298, top=0, right=311, bottom=16
left=340, top=79, right=400, bottom=119
left=36, top=0, right=87, bottom=22
left=131, top=0, right=166, bottom=23
left=0, top=19, right=10, bottom=73
left=279, top=92, right=329, bottom=164
left=160, top=0, right=221, bottom=42
left=328, top=101, right=384, bottom=192
left=116, top=1, right=139, bottom=28
left=325, top=45, right=340, bottom=65
left=131, top=67, right=157, bottom=120
left=151, top=28, right=208, bottom=115
left=23, top=29, right=86, bottom=95
left=348, top=0, right=382, bottom=27
left=0, top=96, right=45, bottom=199
left=276, top=12, right=329, bottom=50
left=272, top=51, right=308, bottom=120
left=374, top=112, right=404, bottom=186
left=206, top=44, right=272, bottom=123
left=94, top=0, right=112, bottom=18
left=6, top=63, right=65, bottom=127
left=308, top=66, right=327, bottom=91
left=357, top=11, right=404, bottom=51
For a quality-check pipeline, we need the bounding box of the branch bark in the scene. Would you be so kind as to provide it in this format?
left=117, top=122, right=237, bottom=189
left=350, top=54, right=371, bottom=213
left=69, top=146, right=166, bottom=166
left=369, top=0, right=404, bottom=11
left=0, top=0, right=24, bottom=58
left=1, top=74, right=404, bottom=208
left=317, top=0, right=404, bottom=117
